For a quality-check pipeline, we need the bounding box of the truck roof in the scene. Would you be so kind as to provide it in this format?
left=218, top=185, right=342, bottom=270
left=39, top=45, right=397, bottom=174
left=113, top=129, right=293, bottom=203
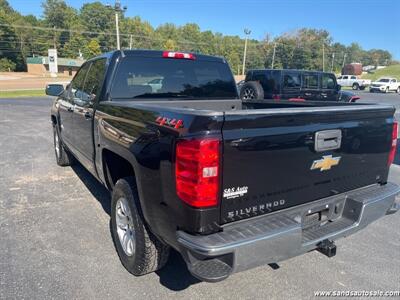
left=90, top=49, right=227, bottom=63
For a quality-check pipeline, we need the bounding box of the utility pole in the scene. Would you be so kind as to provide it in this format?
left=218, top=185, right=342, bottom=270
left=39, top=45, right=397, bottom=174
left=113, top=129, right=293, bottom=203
left=271, top=43, right=276, bottom=69
left=53, top=26, right=57, bottom=49
left=242, top=28, right=251, bottom=76
left=322, top=43, right=325, bottom=72
left=342, top=53, right=347, bottom=68
left=129, top=34, right=133, bottom=50
left=107, top=0, right=127, bottom=50
left=331, top=52, right=335, bottom=72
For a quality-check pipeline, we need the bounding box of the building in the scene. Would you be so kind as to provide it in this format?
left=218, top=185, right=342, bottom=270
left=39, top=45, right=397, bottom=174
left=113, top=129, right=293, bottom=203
left=26, top=57, right=85, bottom=76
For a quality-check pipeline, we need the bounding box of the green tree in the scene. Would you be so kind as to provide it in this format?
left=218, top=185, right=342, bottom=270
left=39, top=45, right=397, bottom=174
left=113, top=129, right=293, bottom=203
left=0, top=58, right=17, bottom=71
left=83, top=39, right=101, bottom=59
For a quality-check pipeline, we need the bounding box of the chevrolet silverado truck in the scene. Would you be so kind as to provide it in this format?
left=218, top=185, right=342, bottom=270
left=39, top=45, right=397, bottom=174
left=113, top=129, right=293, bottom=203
left=48, top=50, right=400, bottom=282
left=336, top=75, right=371, bottom=90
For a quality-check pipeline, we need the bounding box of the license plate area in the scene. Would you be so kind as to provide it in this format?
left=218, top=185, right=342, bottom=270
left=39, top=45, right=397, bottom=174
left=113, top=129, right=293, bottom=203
left=301, top=199, right=345, bottom=230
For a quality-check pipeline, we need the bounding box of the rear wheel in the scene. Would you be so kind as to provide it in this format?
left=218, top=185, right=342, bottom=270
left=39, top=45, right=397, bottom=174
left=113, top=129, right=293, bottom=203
left=352, top=83, right=359, bottom=90
left=53, top=125, right=73, bottom=166
left=240, top=81, right=264, bottom=100
left=111, top=177, right=170, bottom=276
left=397, top=87, right=400, bottom=94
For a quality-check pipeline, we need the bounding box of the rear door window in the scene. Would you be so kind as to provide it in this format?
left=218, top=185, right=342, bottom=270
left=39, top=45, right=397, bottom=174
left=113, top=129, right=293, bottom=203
left=282, top=72, right=301, bottom=90
left=302, top=73, right=319, bottom=89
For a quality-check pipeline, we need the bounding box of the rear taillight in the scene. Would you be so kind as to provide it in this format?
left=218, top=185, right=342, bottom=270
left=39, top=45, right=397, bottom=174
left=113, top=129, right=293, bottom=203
left=175, top=138, right=220, bottom=208
left=388, top=121, right=398, bottom=166
left=162, top=51, right=196, bottom=60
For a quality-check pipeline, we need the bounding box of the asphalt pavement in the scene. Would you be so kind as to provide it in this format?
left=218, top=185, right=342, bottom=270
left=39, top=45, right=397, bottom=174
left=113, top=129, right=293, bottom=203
left=1, top=94, right=399, bottom=300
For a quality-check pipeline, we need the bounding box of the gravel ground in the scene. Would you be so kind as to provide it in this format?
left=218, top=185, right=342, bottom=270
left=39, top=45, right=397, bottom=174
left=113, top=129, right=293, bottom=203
left=0, top=95, right=399, bottom=300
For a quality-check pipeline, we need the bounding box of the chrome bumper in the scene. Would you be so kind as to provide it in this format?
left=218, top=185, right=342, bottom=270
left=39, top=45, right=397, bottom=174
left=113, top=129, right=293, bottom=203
left=177, top=183, right=400, bottom=282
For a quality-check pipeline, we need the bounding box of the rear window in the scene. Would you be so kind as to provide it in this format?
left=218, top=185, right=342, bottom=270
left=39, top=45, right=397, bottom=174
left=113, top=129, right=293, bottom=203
left=110, top=57, right=237, bottom=99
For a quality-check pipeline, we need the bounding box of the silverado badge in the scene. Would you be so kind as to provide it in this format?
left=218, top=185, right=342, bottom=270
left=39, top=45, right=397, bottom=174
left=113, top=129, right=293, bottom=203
left=311, top=155, right=341, bottom=171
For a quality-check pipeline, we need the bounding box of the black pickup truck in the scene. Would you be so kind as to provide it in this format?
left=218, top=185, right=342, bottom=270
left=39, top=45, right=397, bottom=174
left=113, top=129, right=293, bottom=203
left=48, top=50, right=400, bottom=282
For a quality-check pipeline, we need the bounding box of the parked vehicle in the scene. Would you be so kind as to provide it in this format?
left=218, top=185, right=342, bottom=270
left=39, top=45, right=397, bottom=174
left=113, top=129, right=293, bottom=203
left=370, top=78, right=400, bottom=93
left=337, top=90, right=361, bottom=102
left=48, top=50, right=400, bottom=283
left=336, top=75, right=371, bottom=90
left=341, top=63, right=363, bottom=76
left=240, top=69, right=341, bottom=101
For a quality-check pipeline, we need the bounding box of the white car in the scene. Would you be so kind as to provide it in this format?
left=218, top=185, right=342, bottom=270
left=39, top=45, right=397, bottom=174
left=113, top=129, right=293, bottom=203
left=336, top=75, right=371, bottom=90
left=370, top=77, right=400, bottom=93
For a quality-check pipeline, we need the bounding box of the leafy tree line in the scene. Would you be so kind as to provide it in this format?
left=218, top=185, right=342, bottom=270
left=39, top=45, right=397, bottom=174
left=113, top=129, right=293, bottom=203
left=0, top=0, right=395, bottom=73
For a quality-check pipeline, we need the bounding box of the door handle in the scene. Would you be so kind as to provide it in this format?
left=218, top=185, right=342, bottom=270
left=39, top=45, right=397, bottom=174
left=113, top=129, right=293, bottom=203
left=315, top=130, right=342, bottom=152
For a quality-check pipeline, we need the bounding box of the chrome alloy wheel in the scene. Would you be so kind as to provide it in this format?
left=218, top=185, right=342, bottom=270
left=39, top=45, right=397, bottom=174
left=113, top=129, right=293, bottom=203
left=116, top=197, right=136, bottom=256
left=242, top=87, right=255, bottom=99
left=54, top=129, right=60, bottom=159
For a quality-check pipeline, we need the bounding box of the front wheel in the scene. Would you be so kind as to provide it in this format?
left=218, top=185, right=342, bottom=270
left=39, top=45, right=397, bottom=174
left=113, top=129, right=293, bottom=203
left=53, top=125, right=74, bottom=166
left=385, top=87, right=389, bottom=93
left=352, top=83, right=359, bottom=90
left=111, top=177, right=170, bottom=276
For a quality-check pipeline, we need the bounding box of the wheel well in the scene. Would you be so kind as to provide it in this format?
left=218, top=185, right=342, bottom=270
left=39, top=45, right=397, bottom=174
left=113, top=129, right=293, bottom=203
left=102, top=149, right=135, bottom=190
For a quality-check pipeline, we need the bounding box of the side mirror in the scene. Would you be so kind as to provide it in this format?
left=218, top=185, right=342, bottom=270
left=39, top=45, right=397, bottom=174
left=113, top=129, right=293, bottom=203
left=336, top=84, right=341, bottom=91
left=45, top=84, right=64, bottom=96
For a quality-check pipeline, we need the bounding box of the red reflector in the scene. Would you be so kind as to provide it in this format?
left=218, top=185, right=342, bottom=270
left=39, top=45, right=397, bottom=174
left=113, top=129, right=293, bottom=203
left=272, top=94, right=281, bottom=101
left=162, top=51, right=196, bottom=60
left=388, top=121, right=398, bottom=166
left=175, top=138, right=220, bottom=208
left=288, top=97, right=305, bottom=102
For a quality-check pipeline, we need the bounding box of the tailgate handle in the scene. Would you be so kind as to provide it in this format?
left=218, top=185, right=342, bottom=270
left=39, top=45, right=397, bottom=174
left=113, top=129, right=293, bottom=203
left=315, top=130, right=342, bottom=152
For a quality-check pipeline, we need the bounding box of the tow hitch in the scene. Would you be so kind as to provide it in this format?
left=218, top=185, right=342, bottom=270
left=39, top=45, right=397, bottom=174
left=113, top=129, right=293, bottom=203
left=317, top=239, right=336, bottom=257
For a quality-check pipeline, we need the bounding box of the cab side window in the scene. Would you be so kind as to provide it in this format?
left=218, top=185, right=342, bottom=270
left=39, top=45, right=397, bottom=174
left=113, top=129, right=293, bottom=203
left=351, top=76, right=356, bottom=80
left=81, top=58, right=107, bottom=103
left=322, top=74, right=336, bottom=89
left=68, top=63, right=90, bottom=103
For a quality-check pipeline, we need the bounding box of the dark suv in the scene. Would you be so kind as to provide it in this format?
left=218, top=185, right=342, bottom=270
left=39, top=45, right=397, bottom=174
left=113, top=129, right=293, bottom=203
left=240, top=69, right=340, bottom=101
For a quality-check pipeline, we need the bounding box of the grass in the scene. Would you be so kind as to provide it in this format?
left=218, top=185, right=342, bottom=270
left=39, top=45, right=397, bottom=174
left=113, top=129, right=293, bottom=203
left=0, top=89, right=46, bottom=98
left=361, top=64, right=400, bottom=81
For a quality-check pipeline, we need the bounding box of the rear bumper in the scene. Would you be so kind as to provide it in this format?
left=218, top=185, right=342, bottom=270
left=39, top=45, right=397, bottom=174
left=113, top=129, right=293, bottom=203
left=177, top=183, right=400, bottom=282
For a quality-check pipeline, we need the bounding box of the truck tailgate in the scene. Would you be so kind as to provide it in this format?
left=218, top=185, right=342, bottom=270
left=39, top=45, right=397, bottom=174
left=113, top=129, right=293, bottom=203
left=220, top=105, right=395, bottom=224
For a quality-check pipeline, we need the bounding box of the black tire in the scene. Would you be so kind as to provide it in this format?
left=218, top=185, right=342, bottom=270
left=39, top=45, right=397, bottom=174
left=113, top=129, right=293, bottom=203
left=397, top=87, right=400, bottom=94
left=240, top=81, right=264, bottom=100
left=385, top=87, right=389, bottom=93
left=360, top=86, right=366, bottom=90
left=370, top=89, right=374, bottom=93
left=111, top=177, right=170, bottom=276
left=352, top=83, right=359, bottom=90
left=53, top=125, right=73, bottom=166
